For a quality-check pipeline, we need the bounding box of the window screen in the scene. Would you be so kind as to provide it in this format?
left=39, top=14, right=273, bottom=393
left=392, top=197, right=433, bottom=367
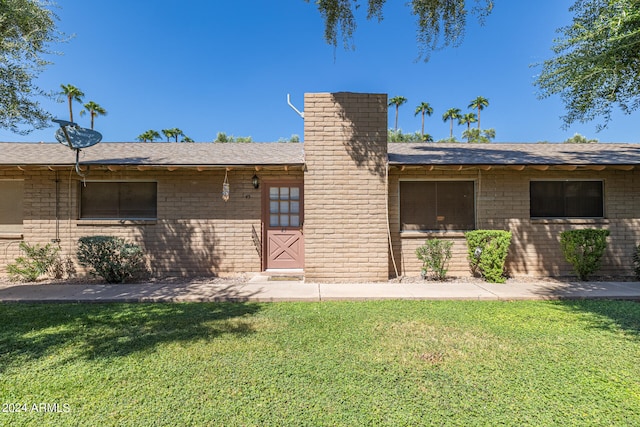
left=400, top=181, right=475, bottom=231
left=81, top=182, right=157, bottom=219
left=530, top=181, right=603, bottom=218
left=0, top=180, right=24, bottom=233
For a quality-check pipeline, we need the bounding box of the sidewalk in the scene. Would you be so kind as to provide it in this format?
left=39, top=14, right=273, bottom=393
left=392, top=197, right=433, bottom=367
left=1, top=275, right=639, bottom=303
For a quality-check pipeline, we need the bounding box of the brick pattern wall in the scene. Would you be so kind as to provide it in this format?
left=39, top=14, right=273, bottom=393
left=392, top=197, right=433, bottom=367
left=304, top=92, right=389, bottom=281
left=1, top=167, right=301, bottom=278
left=389, top=168, right=640, bottom=279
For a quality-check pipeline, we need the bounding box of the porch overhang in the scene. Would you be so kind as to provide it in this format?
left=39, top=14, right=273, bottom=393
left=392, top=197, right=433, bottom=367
left=389, top=164, right=636, bottom=172
left=388, top=142, right=640, bottom=172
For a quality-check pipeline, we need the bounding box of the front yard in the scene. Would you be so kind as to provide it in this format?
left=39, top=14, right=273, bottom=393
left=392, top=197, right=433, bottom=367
left=1, top=300, right=639, bottom=426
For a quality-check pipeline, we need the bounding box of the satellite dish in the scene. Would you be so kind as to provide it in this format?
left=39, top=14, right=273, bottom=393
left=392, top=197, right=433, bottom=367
left=53, top=119, right=102, bottom=149
left=53, top=119, right=103, bottom=177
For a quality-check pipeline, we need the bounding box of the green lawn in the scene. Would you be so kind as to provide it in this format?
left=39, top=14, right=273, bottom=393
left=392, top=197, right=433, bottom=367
left=1, top=300, right=639, bottom=426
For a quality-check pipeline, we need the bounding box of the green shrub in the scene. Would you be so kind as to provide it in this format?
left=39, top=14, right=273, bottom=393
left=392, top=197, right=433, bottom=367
left=465, top=230, right=512, bottom=283
left=7, top=242, right=61, bottom=282
left=416, top=239, right=454, bottom=281
left=77, top=236, right=149, bottom=283
left=560, top=229, right=610, bottom=281
left=634, top=244, right=640, bottom=280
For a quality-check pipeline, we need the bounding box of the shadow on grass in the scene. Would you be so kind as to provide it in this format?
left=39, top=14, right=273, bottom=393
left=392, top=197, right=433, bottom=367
left=552, top=299, right=640, bottom=339
left=0, top=302, right=261, bottom=372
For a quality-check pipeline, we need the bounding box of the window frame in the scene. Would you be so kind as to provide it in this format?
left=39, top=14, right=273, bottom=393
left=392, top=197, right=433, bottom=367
left=529, top=179, right=605, bottom=219
left=267, top=184, right=303, bottom=228
left=0, top=179, right=24, bottom=235
left=79, top=180, right=158, bottom=220
left=398, top=179, right=476, bottom=233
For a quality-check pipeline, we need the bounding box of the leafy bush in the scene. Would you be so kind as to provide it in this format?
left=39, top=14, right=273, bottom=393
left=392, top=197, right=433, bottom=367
left=77, top=236, right=149, bottom=283
left=560, top=229, right=609, bottom=281
left=634, top=245, right=640, bottom=280
left=416, top=239, right=453, bottom=281
left=50, top=256, right=75, bottom=280
left=465, top=230, right=512, bottom=283
left=7, top=242, right=61, bottom=282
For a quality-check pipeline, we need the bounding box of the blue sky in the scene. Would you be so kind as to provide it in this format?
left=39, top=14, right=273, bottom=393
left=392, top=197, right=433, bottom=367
left=2, top=1, right=638, bottom=143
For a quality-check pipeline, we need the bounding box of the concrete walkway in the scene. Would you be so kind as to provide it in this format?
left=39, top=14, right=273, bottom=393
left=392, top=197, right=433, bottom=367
left=1, top=275, right=639, bottom=303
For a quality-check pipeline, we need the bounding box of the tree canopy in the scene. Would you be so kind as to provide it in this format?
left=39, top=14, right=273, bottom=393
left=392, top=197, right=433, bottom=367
left=0, top=0, right=62, bottom=134
left=308, top=0, right=494, bottom=60
left=535, top=0, right=640, bottom=129
left=564, top=133, right=598, bottom=143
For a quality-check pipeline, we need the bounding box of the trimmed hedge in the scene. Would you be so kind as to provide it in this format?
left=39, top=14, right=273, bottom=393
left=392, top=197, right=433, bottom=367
left=465, top=230, right=512, bottom=283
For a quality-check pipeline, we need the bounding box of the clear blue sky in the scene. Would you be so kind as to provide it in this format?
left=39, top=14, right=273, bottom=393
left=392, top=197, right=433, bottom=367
left=2, top=1, right=638, bottom=143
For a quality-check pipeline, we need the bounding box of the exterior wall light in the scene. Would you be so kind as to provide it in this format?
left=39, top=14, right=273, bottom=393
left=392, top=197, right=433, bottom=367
left=252, top=174, right=260, bottom=189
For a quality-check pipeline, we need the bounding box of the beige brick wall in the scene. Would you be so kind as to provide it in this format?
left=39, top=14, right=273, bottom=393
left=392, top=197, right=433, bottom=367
left=389, top=167, right=640, bottom=279
left=1, top=167, right=301, bottom=278
left=303, top=92, right=389, bottom=281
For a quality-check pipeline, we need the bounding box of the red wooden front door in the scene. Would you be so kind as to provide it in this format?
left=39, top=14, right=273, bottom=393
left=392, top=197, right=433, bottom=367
left=264, top=182, right=304, bottom=270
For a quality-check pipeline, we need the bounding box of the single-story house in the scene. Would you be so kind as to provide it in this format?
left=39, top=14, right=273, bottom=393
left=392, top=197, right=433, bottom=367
left=1, top=92, right=639, bottom=282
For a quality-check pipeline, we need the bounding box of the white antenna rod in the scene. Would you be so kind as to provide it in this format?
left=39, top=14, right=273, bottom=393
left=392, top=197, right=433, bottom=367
left=287, top=94, right=304, bottom=119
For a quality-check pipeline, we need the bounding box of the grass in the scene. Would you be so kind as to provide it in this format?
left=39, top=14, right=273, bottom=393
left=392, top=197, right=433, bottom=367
left=1, top=300, right=639, bottom=426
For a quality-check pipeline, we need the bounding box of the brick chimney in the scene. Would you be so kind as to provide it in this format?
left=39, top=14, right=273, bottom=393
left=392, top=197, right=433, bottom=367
left=303, top=92, right=389, bottom=282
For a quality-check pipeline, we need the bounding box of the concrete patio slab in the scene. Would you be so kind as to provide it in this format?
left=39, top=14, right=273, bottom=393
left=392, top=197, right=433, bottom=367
left=1, top=277, right=639, bottom=303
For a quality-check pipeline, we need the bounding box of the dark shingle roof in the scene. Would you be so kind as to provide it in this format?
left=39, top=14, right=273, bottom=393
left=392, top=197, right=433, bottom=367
left=0, top=142, right=305, bottom=166
left=1, top=141, right=639, bottom=167
left=387, top=143, right=640, bottom=165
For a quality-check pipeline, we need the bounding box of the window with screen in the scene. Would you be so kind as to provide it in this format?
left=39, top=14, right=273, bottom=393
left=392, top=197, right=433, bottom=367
left=0, top=180, right=24, bottom=233
left=530, top=181, right=603, bottom=218
left=80, top=182, right=157, bottom=219
left=400, top=181, right=475, bottom=231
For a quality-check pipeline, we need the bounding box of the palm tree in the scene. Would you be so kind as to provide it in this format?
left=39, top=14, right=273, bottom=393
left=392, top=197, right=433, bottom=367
left=79, top=101, right=107, bottom=130
left=442, top=108, right=461, bottom=139
left=460, top=112, right=477, bottom=130
left=162, top=128, right=175, bottom=142
left=173, top=128, right=184, bottom=142
left=414, top=102, right=433, bottom=138
left=147, top=130, right=161, bottom=142
left=468, top=96, right=489, bottom=130
left=162, top=128, right=184, bottom=142
left=136, top=130, right=160, bottom=142
left=60, top=84, right=84, bottom=123
left=462, top=128, right=496, bottom=143
left=136, top=132, right=148, bottom=142
left=459, top=113, right=477, bottom=142
left=388, top=96, right=407, bottom=130
left=181, top=136, right=194, bottom=143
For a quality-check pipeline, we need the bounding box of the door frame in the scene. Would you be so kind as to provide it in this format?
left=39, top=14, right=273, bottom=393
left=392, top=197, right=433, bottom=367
left=261, top=179, right=304, bottom=270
